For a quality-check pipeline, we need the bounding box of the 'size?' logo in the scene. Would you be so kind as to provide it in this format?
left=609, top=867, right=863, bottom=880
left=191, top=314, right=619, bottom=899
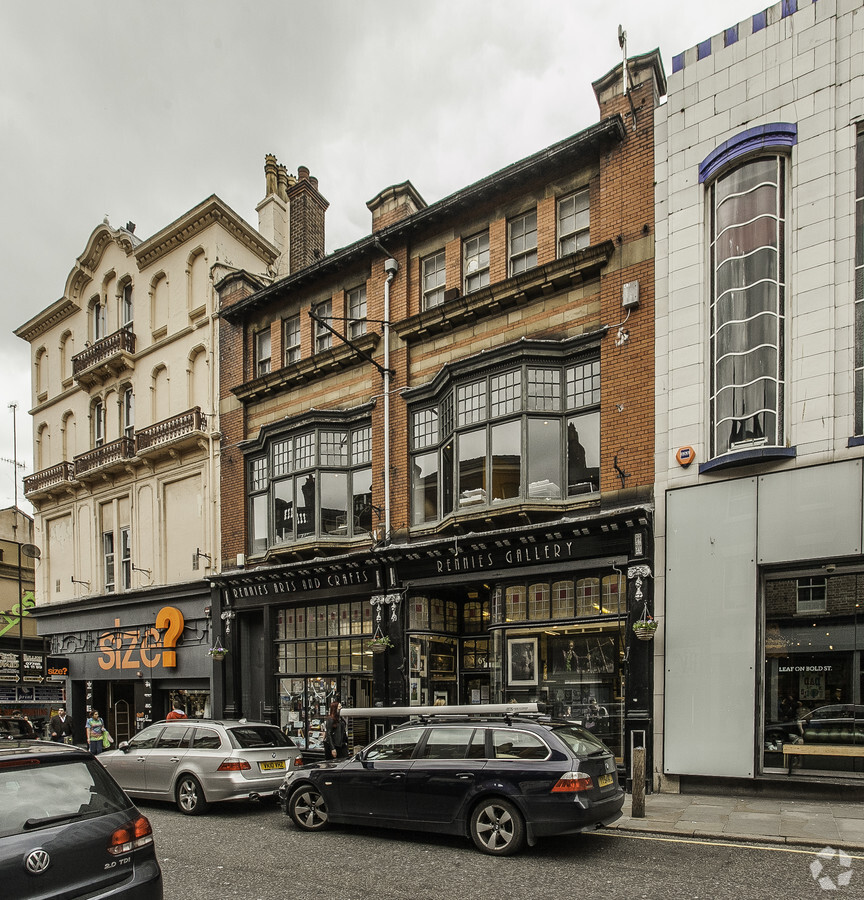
left=810, top=847, right=854, bottom=891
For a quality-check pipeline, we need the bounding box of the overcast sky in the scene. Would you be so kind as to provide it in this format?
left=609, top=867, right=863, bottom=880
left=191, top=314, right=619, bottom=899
left=0, top=0, right=764, bottom=510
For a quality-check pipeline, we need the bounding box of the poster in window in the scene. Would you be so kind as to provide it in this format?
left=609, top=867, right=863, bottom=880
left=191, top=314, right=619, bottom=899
left=508, top=637, right=538, bottom=686
left=551, top=635, right=615, bottom=675
left=410, top=678, right=421, bottom=705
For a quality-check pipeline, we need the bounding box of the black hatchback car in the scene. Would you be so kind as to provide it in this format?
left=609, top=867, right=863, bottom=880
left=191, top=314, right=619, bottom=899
left=279, top=705, right=623, bottom=856
left=0, top=741, right=162, bottom=899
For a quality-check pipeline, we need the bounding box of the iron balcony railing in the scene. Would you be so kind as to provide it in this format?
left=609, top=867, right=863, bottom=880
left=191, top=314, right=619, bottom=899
left=135, top=407, right=207, bottom=452
left=23, top=461, right=75, bottom=495
left=73, top=437, right=135, bottom=477
left=71, top=328, right=136, bottom=378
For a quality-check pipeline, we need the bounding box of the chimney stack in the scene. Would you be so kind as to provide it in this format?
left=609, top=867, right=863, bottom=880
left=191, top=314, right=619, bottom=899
left=366, top=180, right=426, bottom=231
left=257, top=156, right=326, bottom=276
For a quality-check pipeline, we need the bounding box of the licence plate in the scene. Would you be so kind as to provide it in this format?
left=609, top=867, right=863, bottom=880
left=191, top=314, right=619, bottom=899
left=259, top=760, right=286, bottom=772
left=598, top=774, right=613, bottom=788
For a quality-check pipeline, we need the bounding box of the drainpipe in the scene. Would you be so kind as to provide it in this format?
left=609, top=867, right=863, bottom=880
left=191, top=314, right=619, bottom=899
left=382, top=257, right=399, bottom=542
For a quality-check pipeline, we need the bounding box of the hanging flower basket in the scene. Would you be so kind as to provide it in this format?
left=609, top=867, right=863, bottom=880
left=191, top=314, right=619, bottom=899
left=368, top=635, right=394, bottom=654
left=208, top=639, right=228, bottom=661
left=632, top=619, right=658, bottom=642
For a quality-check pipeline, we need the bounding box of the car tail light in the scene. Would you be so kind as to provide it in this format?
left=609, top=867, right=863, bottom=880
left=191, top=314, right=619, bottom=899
left=217, top=758, right=252, bottom=771
left=108, top=815, right=154, bottom=855
left=551, top=771, right=594, bottom=792
left=293, top=755, right=304, bottom=768
left=0, top=758, right=40, bottom=770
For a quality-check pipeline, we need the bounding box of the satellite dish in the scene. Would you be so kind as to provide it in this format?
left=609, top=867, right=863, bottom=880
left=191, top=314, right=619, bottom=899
left=21, top=544, right=41, bottom=559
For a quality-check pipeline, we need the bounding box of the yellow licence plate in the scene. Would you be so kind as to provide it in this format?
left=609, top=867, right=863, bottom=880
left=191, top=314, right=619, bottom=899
left=259, top=760, right=286, bottom=772
left=598, top=774, right=613, bottom=788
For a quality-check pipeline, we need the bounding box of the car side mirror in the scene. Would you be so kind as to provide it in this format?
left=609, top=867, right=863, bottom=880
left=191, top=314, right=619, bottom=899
left=118, top=741, right=130, bottom=752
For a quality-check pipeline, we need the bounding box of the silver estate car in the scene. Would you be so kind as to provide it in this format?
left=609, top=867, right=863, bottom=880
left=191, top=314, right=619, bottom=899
left=99, top=719, right=302, bottom=815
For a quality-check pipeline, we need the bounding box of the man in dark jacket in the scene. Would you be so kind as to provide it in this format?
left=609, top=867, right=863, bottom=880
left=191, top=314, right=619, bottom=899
left=50, top=708, right=74, bottom=743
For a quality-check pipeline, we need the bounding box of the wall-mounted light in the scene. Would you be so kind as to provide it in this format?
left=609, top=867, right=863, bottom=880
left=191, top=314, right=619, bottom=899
left=192, top=548, right=212, bottom=571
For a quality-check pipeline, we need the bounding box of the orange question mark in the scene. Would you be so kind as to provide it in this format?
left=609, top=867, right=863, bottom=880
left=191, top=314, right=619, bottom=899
left=156, top=606, right=184, bottom=668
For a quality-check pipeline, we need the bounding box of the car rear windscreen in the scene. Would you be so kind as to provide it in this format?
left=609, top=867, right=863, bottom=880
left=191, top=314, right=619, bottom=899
left=229, top=726, right=293, bottom=749
left=0, top=758, right=131, bottom=837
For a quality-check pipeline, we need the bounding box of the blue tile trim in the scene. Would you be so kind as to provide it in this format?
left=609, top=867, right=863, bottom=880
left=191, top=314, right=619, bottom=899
left=753, top=10, right=767, bottom=32
left=697, top=38, right=712, bottom=60
left=781, top=0, right=797, bottom=16
left=698, top=446, right=797, bottom=474
left=672, top=52, right=685, bottom=74
left=847, top=436, right=864, bottom=448
left=699, top=123, right=798, bottom=183
left=725, top=25, right=739, bottom=47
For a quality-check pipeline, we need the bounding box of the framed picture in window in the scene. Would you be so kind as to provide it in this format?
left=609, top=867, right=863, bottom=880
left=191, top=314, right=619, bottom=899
left=430, top=653, right=454, bottom=673
left=410, top=643, right=421, bottom=672
left=410, top=678, right=421, bottom=704
left=508, top=637, right=538, bottom=686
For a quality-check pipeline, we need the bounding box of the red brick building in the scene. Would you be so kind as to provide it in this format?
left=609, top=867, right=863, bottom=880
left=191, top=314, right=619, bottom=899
left=210, top=51, right=665, bottom=771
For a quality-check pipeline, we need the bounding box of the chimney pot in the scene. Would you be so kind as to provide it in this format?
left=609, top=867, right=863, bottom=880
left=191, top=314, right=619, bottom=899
left=297, top=165, right=310, bottom=181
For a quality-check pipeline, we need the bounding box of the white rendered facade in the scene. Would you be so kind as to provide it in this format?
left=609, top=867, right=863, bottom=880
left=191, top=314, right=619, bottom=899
left=655, top=0, right=864, bottom=785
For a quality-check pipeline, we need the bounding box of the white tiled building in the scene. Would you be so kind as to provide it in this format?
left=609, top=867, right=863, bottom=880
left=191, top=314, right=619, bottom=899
left=656, top=0, right=864, bottom=787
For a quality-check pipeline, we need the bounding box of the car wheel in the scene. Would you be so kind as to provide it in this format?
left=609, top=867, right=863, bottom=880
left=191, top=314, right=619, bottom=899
left=289, top=785, right=329, bottom=831
left=176, top=774, right=209, bottom=815
left=469, top=797, right=525, bottom=856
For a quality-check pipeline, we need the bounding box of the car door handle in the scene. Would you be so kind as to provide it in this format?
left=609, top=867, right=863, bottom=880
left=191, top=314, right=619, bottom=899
left=136, top=757, right=146, bottom=762
left=169, top=757, right=181, bottom=763
left=389, top=772, right=405, bottom=780
left=456, top=773, right=474, bottom=779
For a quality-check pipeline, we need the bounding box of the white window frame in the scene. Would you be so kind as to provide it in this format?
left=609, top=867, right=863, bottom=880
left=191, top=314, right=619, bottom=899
left=557, top=189, right=590, bottom=257
left=315, top=301, right=332, bottom=353
left=463, top=232, right=490, bottom=294
left=284, top=315, right=301, bottom=365
left=103, top=531, right=115, bottom=592
left=122, top=388, right=134, bottom=439
left=509, top=209, right=537, bottom=276
left=93, top=400, right=105, bottom=447
left=255, top=328, right=271, bottom=377
left=347, top=286, right=367, bottom=340
left=120, top=526, right=131, bottom=590
left=121, top=282, right=134, bottom=330
left=422, top=250, right=446, bottom=309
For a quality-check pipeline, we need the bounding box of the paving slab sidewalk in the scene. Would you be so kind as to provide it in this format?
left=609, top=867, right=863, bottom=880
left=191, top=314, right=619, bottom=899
left=609, top=792, right=864, bottom=850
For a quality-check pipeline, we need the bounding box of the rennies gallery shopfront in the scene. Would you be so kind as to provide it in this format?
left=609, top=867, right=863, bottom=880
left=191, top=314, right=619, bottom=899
left=209, top=508, right=654, bottom=770
left=32, top=582, right=212, bottom=745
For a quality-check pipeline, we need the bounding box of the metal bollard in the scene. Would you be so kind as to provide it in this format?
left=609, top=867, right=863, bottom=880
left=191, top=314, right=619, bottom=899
left=631, top=746, right=646, bottom=818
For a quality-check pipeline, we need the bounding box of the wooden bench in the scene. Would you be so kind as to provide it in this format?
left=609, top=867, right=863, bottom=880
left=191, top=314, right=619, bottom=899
left=783, top=743, right=864, bottom=774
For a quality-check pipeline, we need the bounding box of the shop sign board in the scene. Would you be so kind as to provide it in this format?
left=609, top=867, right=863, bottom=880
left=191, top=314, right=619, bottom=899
left=97, top=606, right=185, bottom=671
left=0, top=591, right=35, bottom=639
left=47, top=656, right=70, bottom=680
left=227, top=567, right=375, bottom=601
left=0, top=650, right=45, bottom=682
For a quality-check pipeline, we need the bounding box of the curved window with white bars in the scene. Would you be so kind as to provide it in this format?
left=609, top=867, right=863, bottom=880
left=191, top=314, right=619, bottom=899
left=709, top=155, right=785, bottom=458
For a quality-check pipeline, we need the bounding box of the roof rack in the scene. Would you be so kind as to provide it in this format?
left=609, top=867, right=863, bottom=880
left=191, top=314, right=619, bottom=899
left=340, top=702, right=545, bottom=722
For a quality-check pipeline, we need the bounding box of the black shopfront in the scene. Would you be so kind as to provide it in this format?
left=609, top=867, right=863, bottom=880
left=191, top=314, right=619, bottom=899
left=32, top=584, right=213, bottom=746
left=211, top=506, right=654, bottom=777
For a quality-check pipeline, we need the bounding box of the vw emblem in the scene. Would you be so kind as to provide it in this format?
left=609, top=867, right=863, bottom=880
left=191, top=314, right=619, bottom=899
left=25, top=849, right=50, bottom=874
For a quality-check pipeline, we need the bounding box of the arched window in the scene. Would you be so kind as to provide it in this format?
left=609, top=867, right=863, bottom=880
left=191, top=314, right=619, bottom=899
left=187, top=248, right=207, bottom=314
left=151, top=271, right=169, bottom=335
left=35, top=347, right=48, bottom=398
left=119, top=278, right=134, bottom=331
left=576, top=577, right=599, bottom=617
left=700, top=124, right=795, bottom=461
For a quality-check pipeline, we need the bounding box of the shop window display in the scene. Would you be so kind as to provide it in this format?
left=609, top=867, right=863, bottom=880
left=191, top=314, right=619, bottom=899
left=763, top=573, right=864, bottom=775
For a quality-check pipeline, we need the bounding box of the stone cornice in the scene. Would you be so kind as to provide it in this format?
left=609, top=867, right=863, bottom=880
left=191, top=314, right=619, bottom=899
left=15, top=296, right=78, bottom=343
left=394, top=241, right=614, bottom=344
left=135, top=195, right=278, bottom=271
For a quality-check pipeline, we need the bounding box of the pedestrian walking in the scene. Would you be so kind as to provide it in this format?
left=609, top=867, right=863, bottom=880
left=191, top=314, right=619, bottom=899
left=50, top=707, right=74, bottom=744
left=86, top=709, right=106, bottom=755
left=323, top=701, right=348, bottom=760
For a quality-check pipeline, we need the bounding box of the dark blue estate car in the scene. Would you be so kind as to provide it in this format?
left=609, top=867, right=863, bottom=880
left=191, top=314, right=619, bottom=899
left=279, top=707, right=623, bottom=856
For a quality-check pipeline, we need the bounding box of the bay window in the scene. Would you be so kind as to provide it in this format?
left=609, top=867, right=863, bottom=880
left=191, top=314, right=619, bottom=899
left=409, top=346, right=600, bottom=525
left=247, top=419, right=373, bottom=554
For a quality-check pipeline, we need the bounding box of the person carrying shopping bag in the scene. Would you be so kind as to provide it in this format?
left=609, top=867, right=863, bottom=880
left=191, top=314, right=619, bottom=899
left=86, top=709, right=107, bottom=755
